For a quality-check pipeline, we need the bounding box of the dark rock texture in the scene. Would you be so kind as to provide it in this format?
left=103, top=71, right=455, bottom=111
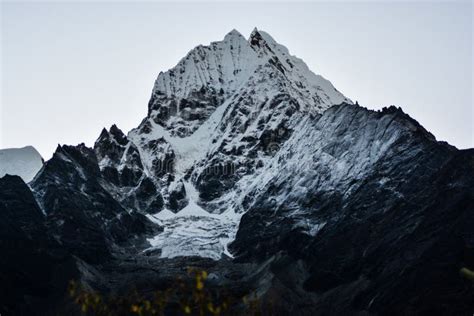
left=1, top=29, right=473, bottom=316
left=30, top=144, right=157, bottom=264
left=0, top=175, right=78, bottom=316
left=229, top=105, right=474, bottom=315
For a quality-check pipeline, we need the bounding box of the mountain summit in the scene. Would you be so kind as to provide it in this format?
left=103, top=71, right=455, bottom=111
left=149, top=28, right=350, bottom=137
left=2, top=29, right=473, bottom=315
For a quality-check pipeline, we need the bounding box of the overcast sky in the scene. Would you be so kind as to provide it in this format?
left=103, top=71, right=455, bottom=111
left=1, top=1, right=472, bottom=159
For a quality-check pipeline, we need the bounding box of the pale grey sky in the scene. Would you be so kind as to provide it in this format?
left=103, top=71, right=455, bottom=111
left=1, top=1, right=472, bottom=159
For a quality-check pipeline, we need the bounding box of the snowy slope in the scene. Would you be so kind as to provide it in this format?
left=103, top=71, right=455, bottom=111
left=123, top=29, right=353, bottom=259
left=12, top=27, right=474, bottom=316
left=153, top=28, right=350, bottom=106
left=91, top=28, right=355, bottom=260
left=147, top=28, right=351, bottom=138
left=153, top=29, right=258, bottom=100
left=0, top=146, right=43, bottom=182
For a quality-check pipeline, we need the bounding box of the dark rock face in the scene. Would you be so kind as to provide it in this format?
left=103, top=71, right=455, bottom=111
left=145, top=137, right=176, bottom=177
left=94, top=125, right=144, bottom=187
left=0, top=175, right=45, bottom=237
left=30, top=144, right=157, bottom=264
left=167, top=180, right=188, bottom=211
left=148, top=88, right=224, bottom=137
left=0, top=175, right=78, bottom=316
left=94, top=125, right=167, bottom=214
left=229, top=105, right=474, bottom=315
left=1, top=29, right=473, bottom=316
left=196, top=159, right=239, bottom=202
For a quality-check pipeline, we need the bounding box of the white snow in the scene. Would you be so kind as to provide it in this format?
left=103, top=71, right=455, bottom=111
left=0, top=146, right=43, bottom=182
left=153, top=29, right=258, bottom=99
left=128, top=92, right=229, bottom=177
left=144, top=176, right=243, bottom=260
left=255, top=29, right=350, bottom=107
left=145, top=192, right=242, bottom=260
left=129, top=29, right=356, bottom=260
left=145, top=212, right=241, bottom=260
left=152, top=28, right=351, bottom=110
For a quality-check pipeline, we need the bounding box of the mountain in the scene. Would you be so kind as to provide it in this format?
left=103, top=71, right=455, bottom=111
left=0, top=146, right=43, bottom=182
left=0, top=175, right=78, bottom=315
left=1, top=28, right=474, bottom=315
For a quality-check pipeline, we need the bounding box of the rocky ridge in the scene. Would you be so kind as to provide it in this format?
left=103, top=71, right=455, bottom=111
left=1, top=28, right=473, bottom=315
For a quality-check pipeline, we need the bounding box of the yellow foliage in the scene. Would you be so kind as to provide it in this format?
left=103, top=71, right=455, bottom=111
left=460, top=267, right=474, bottom=281
left=144, top=300, right=151, bottom=310
left=207, top=302, right=214, bottom=312
left=69, top=267, right=264, bottom=315
left=196, top=279, right=204, bottom=290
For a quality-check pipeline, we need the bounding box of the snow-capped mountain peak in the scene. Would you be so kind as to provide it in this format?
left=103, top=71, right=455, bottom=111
left=248, top=27, right=280, bottom=53
left=223, top=28, right=245, bottom=41
left=152, top=29, right=257, bottom=100
left=147, top=28, right=350, bottom=139
left=37, top=28, right=356, bottom=261
left=122, top=29, right=354, bottom=259
left=249, top=27, right=351, bottom=109
left=0, top=146, right=44, bottom=182
left=7, top=25, right=473, bottom=316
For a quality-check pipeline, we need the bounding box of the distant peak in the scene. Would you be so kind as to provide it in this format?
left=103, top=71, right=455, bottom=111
left=0, top=146, right=44, bottom=182
left=249, top=27, right=262, bottom=44
left=249, top=28, right=278, bottom=47
left=249, top=35, right=263, bottom=48
left=109, top=124, right=128, bottom=145
left=256, top=30, right=277, bottom=44
left=151, top=27, right=350, bottom=107
left=224, top=29, right=244, bottom=40
left=109, top=124, right=122, bottom=135
left=96, top=125, right=128, bottom=147
left=250, top=27, right=259, bottom=37
left=99, top=127, right=109, bottom=137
